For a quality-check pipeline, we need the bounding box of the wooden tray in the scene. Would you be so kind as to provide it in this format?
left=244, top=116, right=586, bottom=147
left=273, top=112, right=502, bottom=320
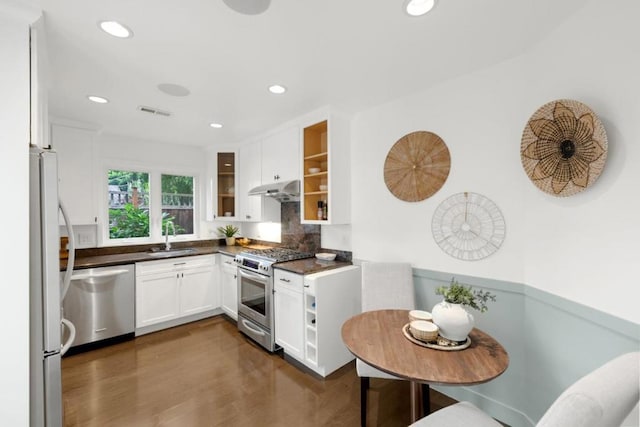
left=402, top=323, right=471, bottom=351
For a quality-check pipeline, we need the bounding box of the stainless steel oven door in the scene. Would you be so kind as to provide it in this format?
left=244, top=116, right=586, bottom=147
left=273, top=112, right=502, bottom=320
left=237, top=268, right=271, bottom=329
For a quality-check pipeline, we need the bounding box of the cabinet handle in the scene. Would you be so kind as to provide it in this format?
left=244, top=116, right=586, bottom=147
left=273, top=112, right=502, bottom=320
left=246, top=215, right=251, bottom=219
left=304, top=284, right=309, bottom=288
left=174, top=262, right=186, bottom=266
left=274, top=174, right=280, bottom=180
left=233, top=275, right=237, bottom=279
left=279, top=278, right=291, bottom=283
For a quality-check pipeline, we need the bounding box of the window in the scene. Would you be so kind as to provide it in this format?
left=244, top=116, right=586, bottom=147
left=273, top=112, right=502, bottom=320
left=161, top=174, right=194, bottom=236
left=106, top=169, right=197, bottom=242
left=108, top=170, right=150, bottom=239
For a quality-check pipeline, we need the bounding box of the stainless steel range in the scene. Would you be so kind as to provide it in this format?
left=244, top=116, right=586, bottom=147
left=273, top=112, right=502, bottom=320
left=235, top=248, right=311, bottom=351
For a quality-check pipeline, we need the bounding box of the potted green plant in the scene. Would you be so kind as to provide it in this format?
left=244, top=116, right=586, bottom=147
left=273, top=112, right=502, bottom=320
left=432, top=278, right=496, bottom=342
left=217, top=224, right=239, bottom=246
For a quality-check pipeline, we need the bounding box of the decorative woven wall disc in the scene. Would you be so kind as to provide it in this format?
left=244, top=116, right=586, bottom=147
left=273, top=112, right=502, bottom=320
left=431, top=192, right=506, bottom=261
left=521, top=99, right=607, bottom=197
left=384, top=131, right=451, bottom=202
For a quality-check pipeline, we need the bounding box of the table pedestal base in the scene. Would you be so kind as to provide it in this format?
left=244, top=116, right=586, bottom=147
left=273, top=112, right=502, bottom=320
left=410, top=382, right=431, bottom=422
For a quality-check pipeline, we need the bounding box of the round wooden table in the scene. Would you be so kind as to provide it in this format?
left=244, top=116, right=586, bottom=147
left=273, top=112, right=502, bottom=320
left=341, top=309, right=509, bottom=422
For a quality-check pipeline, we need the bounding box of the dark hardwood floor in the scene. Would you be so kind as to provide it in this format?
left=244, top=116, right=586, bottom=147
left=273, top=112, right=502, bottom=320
left=62, top=315, right=457, bottom=426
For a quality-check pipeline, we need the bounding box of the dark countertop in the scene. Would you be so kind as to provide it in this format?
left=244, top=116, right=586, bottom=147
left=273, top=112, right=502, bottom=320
left=62, top=241, right=350, bottom=274
left=274, top=258, right=352, bottom=275
left=63, top=246, right=219, bottom=270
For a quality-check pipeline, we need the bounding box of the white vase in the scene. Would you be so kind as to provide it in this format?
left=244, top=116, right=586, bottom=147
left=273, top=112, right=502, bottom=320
left=431, top=301, right=474, bottom=342
left=225, top=237, right=236, bottom=246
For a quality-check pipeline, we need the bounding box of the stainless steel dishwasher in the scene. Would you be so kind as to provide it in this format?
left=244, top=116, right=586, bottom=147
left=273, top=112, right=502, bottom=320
left=62, top=264, right=135, bottom=350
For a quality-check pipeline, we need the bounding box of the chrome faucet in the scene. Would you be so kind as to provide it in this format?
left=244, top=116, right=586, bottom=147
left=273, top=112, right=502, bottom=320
left=164, top=220, right=175, bottom=251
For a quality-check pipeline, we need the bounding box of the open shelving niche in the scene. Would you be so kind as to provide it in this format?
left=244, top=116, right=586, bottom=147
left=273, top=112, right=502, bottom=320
left=304, top=291, right=318, bottom=365
left=302, top=120, right=329, bottom=222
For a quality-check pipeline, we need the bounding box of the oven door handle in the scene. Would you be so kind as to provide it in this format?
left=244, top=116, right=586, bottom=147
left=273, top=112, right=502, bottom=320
left=238, top=268, right=269, bottom=284
left=241, top=319, right=266, bottom=336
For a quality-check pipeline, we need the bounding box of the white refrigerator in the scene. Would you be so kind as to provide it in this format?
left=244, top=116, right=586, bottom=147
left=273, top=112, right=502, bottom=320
left=29, top=146, right=75, bottom=426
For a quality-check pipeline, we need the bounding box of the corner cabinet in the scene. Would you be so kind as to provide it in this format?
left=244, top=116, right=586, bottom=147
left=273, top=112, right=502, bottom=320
left=135, top=255, right=219, bottom=332
left=301, top=112, right=351, bottom=224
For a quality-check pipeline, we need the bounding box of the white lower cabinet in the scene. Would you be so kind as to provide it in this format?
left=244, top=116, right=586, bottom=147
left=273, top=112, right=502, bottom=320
left=136, top=271, right=180, bottom=327
left=274, top=269, right=304, bottom=360
left=136, top=255, right=218, bottom=329
left=273, top=265, right=361, bottom=376
left=220, top=254, right=238, bottom=320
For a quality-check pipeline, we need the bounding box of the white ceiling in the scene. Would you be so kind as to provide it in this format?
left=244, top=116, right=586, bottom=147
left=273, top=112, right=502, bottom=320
left=42, top=0, right=589, bottom=147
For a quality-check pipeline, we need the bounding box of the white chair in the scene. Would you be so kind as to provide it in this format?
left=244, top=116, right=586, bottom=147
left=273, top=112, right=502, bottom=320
left=358, top=261, right=415, bottom=427
left=410, top=351, right=640, bottom=427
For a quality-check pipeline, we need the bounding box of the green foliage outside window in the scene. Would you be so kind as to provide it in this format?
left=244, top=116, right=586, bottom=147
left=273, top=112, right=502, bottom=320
left=109, top=204, right=183, bottom=239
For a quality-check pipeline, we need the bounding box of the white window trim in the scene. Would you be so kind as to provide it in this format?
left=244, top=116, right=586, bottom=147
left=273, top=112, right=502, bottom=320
left=99, top=161, right=201, bottom=247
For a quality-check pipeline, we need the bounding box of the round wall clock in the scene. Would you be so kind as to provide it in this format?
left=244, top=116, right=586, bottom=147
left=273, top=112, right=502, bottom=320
left=521, top=99, right=608, bottom=197
left=384, top=131, right=451, bottom=202
left=431, top=192, right=506, bottom=261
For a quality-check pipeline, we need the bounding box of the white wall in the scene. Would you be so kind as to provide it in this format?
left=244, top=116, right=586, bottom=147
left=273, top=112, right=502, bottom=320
left=0, top=1, right=41, bottom=424
left=351, top=0, right=640, bottom=324
left=93, top=133, right=209, bottom=245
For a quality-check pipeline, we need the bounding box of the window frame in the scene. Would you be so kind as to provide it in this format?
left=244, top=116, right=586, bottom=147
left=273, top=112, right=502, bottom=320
left=100, top=162, right=200, bottom=246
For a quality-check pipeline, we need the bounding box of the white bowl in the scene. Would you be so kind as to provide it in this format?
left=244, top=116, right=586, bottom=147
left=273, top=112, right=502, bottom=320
left=315, top=252, right=336, bottom=261
left=409, top=310, right=433, bottom=323
left=319, top=184, right=328, bottom=191
left=308, top=167, right=321, bottom=174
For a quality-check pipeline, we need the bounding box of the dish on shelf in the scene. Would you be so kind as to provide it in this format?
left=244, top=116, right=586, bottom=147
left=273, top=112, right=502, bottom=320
left=315, top=253, right=336, bottom=261
left=308, top=167, right=321, bottom=174
left=319, top=184, right=328, bottom=191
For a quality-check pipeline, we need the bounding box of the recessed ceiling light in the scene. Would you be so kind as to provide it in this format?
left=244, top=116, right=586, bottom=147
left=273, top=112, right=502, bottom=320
left=87, top=95, right=109, bottom=104
left=404, top=0, right=436, bottom=17
left=98, top=20, right=133, bottom=38
left=268, top=84, right=287, bottom=94
left=210, top=122, right=223, bottom=129
left=157, top=83, right=190, bottom=97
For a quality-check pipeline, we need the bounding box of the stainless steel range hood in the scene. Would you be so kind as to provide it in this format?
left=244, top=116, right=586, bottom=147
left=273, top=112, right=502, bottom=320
left=248, top=179, right=299, bottom=202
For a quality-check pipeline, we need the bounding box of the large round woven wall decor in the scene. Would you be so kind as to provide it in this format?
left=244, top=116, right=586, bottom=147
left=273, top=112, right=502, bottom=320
left=431, top=192, right=506, bottom=261
left=384, top=131, right=451, bottom=202
left=521, top=99, right=607, bottom=197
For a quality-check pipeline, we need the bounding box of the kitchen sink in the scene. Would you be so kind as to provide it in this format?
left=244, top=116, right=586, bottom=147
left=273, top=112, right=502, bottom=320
left=147, top=248, right=197, bottom=258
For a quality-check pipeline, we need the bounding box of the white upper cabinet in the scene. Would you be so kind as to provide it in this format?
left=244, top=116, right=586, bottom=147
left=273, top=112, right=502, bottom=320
left=238, top=141, right=263, bottom=222
left=261, top=126, right=300, bottom=184
left=51, top=123, right=97, bottom=225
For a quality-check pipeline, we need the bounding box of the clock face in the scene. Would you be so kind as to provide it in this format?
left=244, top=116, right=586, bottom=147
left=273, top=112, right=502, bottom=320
left=431, top=192, right=506, bottom=261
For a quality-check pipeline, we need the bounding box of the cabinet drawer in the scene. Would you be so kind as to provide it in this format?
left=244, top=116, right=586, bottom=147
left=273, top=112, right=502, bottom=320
left=136, top=255, right=215, bottom=276
left=274, top=269, right=303, bottom=292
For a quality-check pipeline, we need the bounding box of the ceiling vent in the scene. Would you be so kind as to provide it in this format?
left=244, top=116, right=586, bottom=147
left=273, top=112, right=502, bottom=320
left=138, top=105, right=172, bottom=117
